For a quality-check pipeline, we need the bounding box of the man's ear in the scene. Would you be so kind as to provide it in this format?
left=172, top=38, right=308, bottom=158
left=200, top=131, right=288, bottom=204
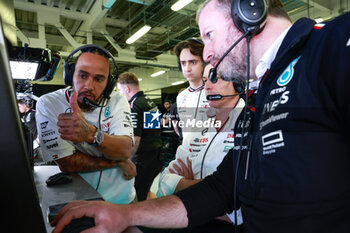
left=126, top=85, right=131, bottom=93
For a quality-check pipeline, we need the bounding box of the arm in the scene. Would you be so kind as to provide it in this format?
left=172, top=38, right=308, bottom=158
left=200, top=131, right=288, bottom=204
left=170, top=157, right=202, bottom=193
left=157, top=143, right=198, bottom=197
left=52, top=195, right=188, bottom=233
left=55, top=151, right=120, bottom=173
left=131, top=136, right=141, bottom=158
left=56, top=152, right=136, bottom=180
left=58, top=92, right=132, bottom=160
left=176, top=150, right=235, bottom=227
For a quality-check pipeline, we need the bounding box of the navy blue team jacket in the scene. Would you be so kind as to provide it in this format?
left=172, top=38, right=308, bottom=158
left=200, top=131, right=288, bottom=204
left=177, top=13, right=350, bottom=233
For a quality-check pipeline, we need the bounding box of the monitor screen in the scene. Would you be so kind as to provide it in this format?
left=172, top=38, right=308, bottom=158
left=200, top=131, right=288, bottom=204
left=9, top=60, right=39, bottom=80
left=0, top=18, right=46, bottom=232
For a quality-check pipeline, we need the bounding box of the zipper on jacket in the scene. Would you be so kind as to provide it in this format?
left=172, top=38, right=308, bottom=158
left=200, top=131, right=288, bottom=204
left=245, top=138, right=253, bottom=180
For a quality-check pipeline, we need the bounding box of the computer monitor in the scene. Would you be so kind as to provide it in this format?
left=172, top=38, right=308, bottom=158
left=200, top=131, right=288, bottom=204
left=0, top=18, right=46, bottom=232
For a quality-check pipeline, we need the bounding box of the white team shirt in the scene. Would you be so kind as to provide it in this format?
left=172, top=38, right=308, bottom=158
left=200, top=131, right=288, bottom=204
left=36, top=88, right=135, bottom=204
left=158, top=98, right=245, bottom=224
left=176, top=85, right=209, bottom=141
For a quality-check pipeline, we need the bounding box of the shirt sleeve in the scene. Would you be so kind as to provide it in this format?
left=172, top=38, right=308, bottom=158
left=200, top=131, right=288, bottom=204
left=175, top=149, right=236, bottom=227
left=108, top=94, right=134, bottom=139
left=318, top=17, right=350, bottom=135
left=130, top=104, right=143, bottom=137
left=157, top=142, right=189, bottom=197
left=36, top=96, right=75, bottom=162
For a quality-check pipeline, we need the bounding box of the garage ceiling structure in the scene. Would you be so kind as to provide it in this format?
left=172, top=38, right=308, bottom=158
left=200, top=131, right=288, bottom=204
left=12, top=0, right=349, bottom=75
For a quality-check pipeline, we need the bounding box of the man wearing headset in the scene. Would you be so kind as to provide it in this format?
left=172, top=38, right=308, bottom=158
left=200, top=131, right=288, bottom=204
left=153, top=63, right=244, bottom=232
left=18, top=96, right=38, bottom=141
left=52, top=1, right=350, bottom=232
left=174, top=39, right=209, bottom=144
left=36, top=46, right=137, bottom=204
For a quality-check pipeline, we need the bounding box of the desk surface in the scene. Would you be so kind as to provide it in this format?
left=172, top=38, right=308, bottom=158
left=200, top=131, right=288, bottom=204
left=34, top=165, right=101, bottom=232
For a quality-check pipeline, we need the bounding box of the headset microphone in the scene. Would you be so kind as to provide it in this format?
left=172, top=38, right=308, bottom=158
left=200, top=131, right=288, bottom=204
left=83, top=97, right=101, bottom=108
left=206, top=93, right=239, bottom=101
left=208, top=31, right=250, bottom=84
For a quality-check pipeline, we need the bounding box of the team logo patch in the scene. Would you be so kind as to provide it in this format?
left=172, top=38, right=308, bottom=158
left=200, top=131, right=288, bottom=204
left=104, top=106, right=111, bottom=118
left=40, top=121, right=48, bottom=129
left=277, top=56, right=301, bottom=87
left=143, top=111, right=161, bottom=129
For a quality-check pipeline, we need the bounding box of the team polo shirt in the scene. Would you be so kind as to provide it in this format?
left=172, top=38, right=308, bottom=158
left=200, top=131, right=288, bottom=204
left=36, top=88, right=135, bottom=204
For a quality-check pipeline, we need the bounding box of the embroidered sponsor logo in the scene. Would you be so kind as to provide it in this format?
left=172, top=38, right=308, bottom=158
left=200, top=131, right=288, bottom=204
left=262, top=130, right=285, bottom=155
left=101, top=122, right=111, bottom=130
left=223, top=140, right=234, bottom=144
left=43, top=137, right=57, bottom=144
left=263, top=91, right=290, bottom=114
left=46, top=142, right=58, bottom=149
left=104, top=106, right=111, bottom=118
left=40, top=121, right=48, bottom=129
left=277, top=56, right=301, bottom=86
left=190, top=143, right=201, bottom=147
left=199, top=138, right=208, bottom=143
left=227, top=133, right=234, bottom=138
left=201, top=128, right=208, bottom=136
left=42, top=130, right=55, bottom=137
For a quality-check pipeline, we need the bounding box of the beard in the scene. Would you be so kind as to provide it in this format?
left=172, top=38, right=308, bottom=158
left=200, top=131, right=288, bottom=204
left=72, top=87, right=96, bottom=112
left=216, top=28, right=248, bottom=83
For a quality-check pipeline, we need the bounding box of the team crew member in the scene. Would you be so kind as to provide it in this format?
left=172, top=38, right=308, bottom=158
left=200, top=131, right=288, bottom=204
left=52, top=1, right=350, bottom=233
left=174, top=39, right=209, bottom=143
left=157, top=63, right=244, bottom=230
left=18, top=96, right=38, bottom=140
left=36, top=45, right=136, bottom=204
left=117, top=72, right=163, bottom=201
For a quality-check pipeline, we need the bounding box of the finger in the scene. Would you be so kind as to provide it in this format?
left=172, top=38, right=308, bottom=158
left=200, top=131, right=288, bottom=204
left=53, top=204, right=94, bottom=233
left=81, top=226, right=101, bottom=233
left=169, top=168, right=175, bottom=174
left=172, top=163, right=182, bottom=175
left=187, top=157, right=193, bottom=179
left=70, top=92, right=82, bottom=114
left=58, top=112, right=73, bottom=120
left=177, top=158, right=188, bottom=177
left=51, top=200, right=87, bottom=226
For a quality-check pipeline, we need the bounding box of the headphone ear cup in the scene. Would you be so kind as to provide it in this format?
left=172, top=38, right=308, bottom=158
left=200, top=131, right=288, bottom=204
left=103, top=74, right=118, bottom=99
left=233, top=82, right=244, bottom=94
left=64, top=63, right=75, bottom=86
left=232, top=0, right=268, bottom=35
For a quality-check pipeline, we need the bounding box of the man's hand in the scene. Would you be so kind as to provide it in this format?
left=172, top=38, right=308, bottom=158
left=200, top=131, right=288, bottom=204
left=57, top=92, right=96, bottom=143
left=51, top=200, right=130, bottom=233
left=116, top=159, right=137, bottom=180
left=169, top=157, right=194, bottom=180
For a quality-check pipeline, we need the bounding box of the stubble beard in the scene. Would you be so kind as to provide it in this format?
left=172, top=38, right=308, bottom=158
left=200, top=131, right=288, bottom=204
left=72, top=87, right=95, bottom=112
left=217, top=28, right=248, bottom=84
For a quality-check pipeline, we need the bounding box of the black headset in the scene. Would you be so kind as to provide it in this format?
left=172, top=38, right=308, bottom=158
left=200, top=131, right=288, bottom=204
left=233, top=82, right=245, bottom=95
left=64, top=44, right=119, bottom=100
left=232, top=0, right=268, bottom=36
left=177, top=38, right=204, bottom=72
left=208, top=0, right=268, bottom=84
left=19, top=96, right=33, bottom=108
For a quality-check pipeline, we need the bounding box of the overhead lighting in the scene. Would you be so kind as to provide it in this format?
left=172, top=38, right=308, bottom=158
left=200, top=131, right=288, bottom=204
left=314, top=17, right=324, bottom=23
left=126, top=25, right=151, bottom=44
left=171, top=0, right=193, bottom=11
left=171, top=81, right=185, bottom=86
left=138, top=78, right=143, bottom=81
left=151, top=70, right=166, bottom=77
